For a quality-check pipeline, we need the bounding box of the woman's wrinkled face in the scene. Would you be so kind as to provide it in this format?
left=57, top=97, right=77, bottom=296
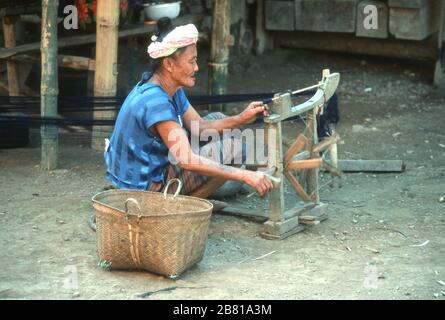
left=169, top=44, right=199, bottom=87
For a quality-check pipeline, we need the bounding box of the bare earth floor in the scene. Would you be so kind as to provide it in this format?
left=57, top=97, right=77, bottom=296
left=0, top=48, right=444, bottom=300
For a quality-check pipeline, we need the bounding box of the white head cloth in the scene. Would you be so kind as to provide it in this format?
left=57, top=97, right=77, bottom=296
left=147, top=24, right=198, bottom=59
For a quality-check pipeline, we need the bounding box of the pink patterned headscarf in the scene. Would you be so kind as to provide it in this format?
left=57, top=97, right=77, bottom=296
left=147, top=24, right=198, bottom=59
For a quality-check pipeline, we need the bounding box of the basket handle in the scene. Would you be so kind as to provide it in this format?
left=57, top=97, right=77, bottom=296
left=125, top=198, right=142, bottom=219
left=163, top=178, right=183, bottom=200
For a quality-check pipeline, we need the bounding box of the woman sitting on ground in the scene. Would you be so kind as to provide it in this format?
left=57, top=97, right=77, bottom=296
left=104, top=18, right=273, bottom=198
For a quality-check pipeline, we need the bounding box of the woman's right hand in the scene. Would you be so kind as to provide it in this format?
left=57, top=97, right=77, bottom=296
left=243, top=170, right=275, bottom=197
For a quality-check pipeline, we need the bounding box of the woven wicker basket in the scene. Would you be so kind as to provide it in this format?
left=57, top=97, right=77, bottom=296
left=91, top=179, right=213, bottom=279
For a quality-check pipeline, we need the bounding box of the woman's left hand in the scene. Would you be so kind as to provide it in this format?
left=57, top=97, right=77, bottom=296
left=238, top=101, right=269, bottom=124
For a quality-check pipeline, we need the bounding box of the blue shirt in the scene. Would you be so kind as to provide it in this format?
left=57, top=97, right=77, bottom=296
left=104, top=72, right=190, bottom=190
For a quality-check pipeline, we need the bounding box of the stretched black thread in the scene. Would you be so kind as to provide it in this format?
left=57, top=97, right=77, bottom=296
left=0, top=90, right=339, bottom=128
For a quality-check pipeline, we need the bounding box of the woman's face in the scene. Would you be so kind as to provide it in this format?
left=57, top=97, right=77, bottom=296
left=169, top=44, right=199, bottom=87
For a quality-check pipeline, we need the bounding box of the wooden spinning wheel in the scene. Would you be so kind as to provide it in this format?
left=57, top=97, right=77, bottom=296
left=261, top=69, right=341, bottom=239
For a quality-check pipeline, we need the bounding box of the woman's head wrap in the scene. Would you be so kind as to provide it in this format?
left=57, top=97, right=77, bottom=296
left=147, top=24, right=198, bottom=59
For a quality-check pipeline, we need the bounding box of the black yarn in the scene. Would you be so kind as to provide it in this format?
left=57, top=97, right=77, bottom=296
left=0, top=91, right=340, bottom=134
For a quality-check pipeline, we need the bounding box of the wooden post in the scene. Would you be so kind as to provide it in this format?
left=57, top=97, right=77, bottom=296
left=267, top=121, right=284, bottom=223
left=305, top=108, right=319, bottom=203
left=2, top=15, right=20, bottom=96
left=261, top=95, right=304, bottom=240
left=92, top=0, right=119, bottom=151
left=208, top=0, right=231, bottom=112
left=255, top=0, right=272, bottom=55
left=434, top=0, right=445, bottom=87
left=40, top=0, right=59, bottom=170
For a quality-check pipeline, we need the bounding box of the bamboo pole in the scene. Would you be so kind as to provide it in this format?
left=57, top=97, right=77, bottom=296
left=208, top=0, right=231, bottom=112
left=2, top=15, right=20, bottom=96
left=40, top=0, right=59, bottom=170
left=92, top=0, right=119, bottom=150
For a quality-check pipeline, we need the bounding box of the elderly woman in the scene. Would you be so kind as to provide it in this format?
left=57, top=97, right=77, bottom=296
left=105, top=18, right=273, bottom=198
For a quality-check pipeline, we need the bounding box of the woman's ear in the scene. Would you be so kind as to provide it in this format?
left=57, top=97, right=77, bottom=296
left=162, top=57, right=175, bottom=73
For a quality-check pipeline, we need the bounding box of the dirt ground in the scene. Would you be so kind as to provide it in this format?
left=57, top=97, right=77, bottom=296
left=1, top=46, right=444, bottom=300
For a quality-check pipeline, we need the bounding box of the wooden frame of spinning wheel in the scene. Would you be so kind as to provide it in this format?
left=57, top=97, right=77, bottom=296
left=261, top=69, right=341, bottom=240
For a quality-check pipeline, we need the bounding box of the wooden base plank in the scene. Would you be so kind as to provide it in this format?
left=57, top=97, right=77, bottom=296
left=330, top=159, right=406, bottom=172
left=260, top=225, right=305, bottom=240
left=217, top=205, right=268, bottom=222
left=299, top=212, right=328, bottom=225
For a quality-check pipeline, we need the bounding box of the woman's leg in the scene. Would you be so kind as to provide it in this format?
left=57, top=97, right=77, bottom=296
left=157, top=112, right=246, bottom=195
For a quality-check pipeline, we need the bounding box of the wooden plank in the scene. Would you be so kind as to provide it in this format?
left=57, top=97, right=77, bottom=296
left=0, top=5, right=41, bottom=17
left=0, top=15, right=201, bottom=59
left=328, top=159, right=406, bottom=172
left=283, top=134, right=307, bottom=166
left=2, top=16, right=20, bottom=95
left=218, top=205, right=268, bottom=221
left=294, top=0, right=325, bottom=32
left=276, top=30, right=437, bottom=61
left=263, top=214, right=302, bottom=237
left=299, top=213, right=328, bottom=225
left=294, top=0, right=357, bottom=33
left=40, top=0, right=59, bottom=170
left=298, top=202, right=328, bottom=224
left=324, top=0, right=357, bottom=33
left=58, top=54, right=95, bottom=71
left=91, top=0, right=119, bottom=151
left=388, top=0, right=428, bottom=8
left=283, top=202, right=316, bottom=220
left=261, top=202, right=330, bottom=238
left=267, top=119, right=285, bottom=222
left=12, top=54, right=96, bottom=71
left=389, top=5, right=432, bottom=40
left=0, top=33, right=97, bottom=60
left=260, top=225, right=305, bottom=240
